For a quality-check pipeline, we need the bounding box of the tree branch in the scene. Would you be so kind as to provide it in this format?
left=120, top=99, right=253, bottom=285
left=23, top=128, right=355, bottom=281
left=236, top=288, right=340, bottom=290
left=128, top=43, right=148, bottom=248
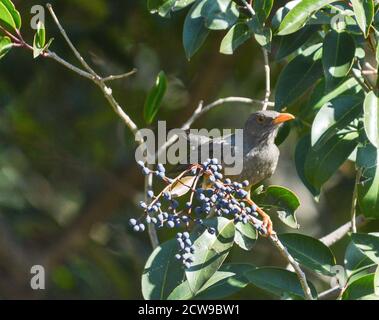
left=319, top=215, right=366, bottom=247
left=248, top=216, right=314, bottom=300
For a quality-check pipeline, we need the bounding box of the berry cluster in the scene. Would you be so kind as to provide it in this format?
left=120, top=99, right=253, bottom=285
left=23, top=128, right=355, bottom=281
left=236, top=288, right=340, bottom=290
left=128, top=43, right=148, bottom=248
left=129, top=159, right=260, bottom=268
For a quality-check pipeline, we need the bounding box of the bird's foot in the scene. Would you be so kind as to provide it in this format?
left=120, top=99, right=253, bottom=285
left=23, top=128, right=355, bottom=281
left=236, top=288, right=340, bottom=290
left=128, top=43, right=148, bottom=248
left=245, top=197, right=275, bottom=237
left=259, top=211, right=275, bottom=237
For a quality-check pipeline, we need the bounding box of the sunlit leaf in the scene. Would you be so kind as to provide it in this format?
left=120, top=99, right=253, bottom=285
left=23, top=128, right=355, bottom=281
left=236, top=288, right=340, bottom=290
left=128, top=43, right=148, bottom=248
left=185, top=217, right=235, bottom=294
left=234, top=221, right=258, bottom=251
left=277, top=0, right=336, bottom=35
left=351, top=0, right=374, bottom=37
left=144, top=71, right=167, bottom=124
left=0, top=35, right=13, bottom=59
left=363, top=91, right=379, bottom=148
left=255, top=185, right=300, bottom=229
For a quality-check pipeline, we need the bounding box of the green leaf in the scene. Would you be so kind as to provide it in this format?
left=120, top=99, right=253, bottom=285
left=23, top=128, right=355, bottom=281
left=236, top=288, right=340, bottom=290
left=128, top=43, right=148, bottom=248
left=168, top=263, right=253, bottom=300
left=0, top=35, right=13, bottom=59
left=144, top=71, right=167, bottom=124
left=185, top=217, right=235, bottom=294
left=183, top=0, right=210, bottom=59
left=275, top=44, right=323, bottom=111
left=245, top=267, right=316, bottom=299
left=194, top=263, right=253, bottom=299
left=279, top=233, right=336, bottom=275
left=253, top=0, right=273, bottom=24
left=351, top=0, right=374, bottom=37
left=202, top=0, right=239, bottom=30
left=234, top=221, right=258, bottom=251
left=304, top=131, right=359, bottom=196
left=351, top=233, right=379, bottom=264
left=277, top=0, right=336, bottom=35
left=272, top=0, right=301, bottom=31
left=274, top=25, right=318, bottom=61
left=311, top=95, right=363, bottom=147
left=342, top=273, right=378, bottom=300
left=220, top=22, right=252, bottom=55
left=33, top=21, right=46, bottom=59
left=302, top=77, right=360, bottom=121
left=295, top=135, right=319, bottom=196
left=0, top=0, right=21, bottom=30
left=141, top=238, right=185, bottom=300
left=345, top=238, right=377, bottom=277
left=255, top=185, right=300, bottom=229
left=247, top=16, right=272, bottom=50
left=357, top=143, right=379, bottom=218
left=322, top=30, right=356, bottom=90
left=363, top=91, right=379, bottom=148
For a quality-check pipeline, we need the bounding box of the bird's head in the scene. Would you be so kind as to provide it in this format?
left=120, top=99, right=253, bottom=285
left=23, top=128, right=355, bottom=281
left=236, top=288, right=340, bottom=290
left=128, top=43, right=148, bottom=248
left=244, top=110, right=295, bottom=145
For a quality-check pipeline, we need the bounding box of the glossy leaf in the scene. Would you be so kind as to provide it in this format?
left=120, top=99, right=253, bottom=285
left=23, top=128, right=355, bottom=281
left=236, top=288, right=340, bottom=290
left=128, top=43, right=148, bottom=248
left=279, top=233, right=336, bottom=275
left=248, top=15, right=272, bottom=50
left=274, top=25, right=318, bottom=61
left=345, top=239, right=376, bottom=277
left=144, top=71, right=167, bottom=124
left=183, top=0, right=209, bottom=59
left=351, top=233, right=379, bottom=264
left=302, top=78, right=360, bottom=121
left=254, top=0, right=273, bottom=24
left=0, top=35, right=12, bottom=59
left=234, top=221, right=258, bottom=251
left=173, top=0, right=196, bottom=11
left=304, top=131, right=359, bottom=196
left=357, top=143, right=379, bottom=218
left=363, top=91, right=379, bottom=148
left=277, top=0, right=335, bottom=35
left=194, top=263, right=253, bottom=299
left=33, top=21, right=46, bottom=59
left=295, top=135, right=319, bottom=196
left=275, top=44, right=323, bottom=111
left=342, top=273, right=378, bottom=300
left=185, top=217, right=235, bottom=294
left=141, top=239, right=185, bottom=300
left=168, top=263, right=253, bottom=300
left=322, top=31, right=355, bottom=90
left=202, top=0, right=239, bottom=30
left=245, top=267, right=316, bottom=299
left=0, top=0, right=21, bottom=30
left=255, top=185, right=300, bottom=229
left=311, top=95, right=363, bottom=147
left=220, top=22, right=252, bottom=55
left=351, top=0, right=374, bottom=37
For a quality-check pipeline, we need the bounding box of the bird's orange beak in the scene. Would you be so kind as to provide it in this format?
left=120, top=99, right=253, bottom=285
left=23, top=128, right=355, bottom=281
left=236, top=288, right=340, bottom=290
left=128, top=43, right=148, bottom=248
left=272, top=113, right=295, bottom=125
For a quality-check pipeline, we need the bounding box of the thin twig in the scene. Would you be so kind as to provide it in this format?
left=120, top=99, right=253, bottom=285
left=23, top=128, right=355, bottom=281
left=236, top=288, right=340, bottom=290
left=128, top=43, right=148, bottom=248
left=47, top=3, right=98, bottom=77
left=45, top=4, right=155, bottom=245
left=351, top=169, right=362, bottom=233
left=351, top=68, right=371, bottom=93
left=319, top=215, right=366, bottom=247
left=103, top=69, right=138, bottom=82
left=261, top=48, right=271, bottom=111
left=318, top=286, right=342, bottom=300
left=248, top=216, right=314, bottom=300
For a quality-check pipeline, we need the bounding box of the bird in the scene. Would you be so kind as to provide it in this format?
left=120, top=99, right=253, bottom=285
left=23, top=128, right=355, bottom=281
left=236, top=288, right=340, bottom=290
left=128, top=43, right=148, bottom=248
left=177, top=110, right=295, bottom=235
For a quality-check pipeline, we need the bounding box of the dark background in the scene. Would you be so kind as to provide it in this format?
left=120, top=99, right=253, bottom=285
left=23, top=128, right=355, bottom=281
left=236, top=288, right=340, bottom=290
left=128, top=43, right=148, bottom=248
left=0, top=0, right=371, bottom=299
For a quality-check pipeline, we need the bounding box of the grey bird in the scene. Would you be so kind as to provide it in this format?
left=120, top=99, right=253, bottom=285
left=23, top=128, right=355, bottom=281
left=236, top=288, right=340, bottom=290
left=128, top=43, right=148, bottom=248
left=180, top=110, right=295, bottom=235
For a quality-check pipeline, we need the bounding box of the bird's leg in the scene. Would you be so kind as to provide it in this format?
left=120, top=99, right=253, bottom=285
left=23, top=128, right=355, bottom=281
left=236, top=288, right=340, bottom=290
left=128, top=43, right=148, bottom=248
left=245, top=189, right=274, bottom=237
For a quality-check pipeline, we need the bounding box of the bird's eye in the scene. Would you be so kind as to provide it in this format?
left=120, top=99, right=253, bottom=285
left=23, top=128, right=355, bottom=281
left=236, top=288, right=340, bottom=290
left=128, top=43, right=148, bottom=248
left=256, top=115, right=265, bottom=124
